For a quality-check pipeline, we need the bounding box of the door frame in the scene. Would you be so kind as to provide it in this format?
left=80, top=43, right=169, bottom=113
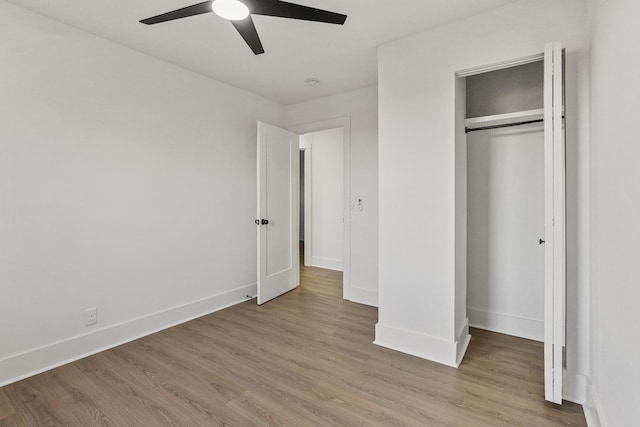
left=299, top=143, right=312, bottom=267
left=288, top=117, right=352, bottom=298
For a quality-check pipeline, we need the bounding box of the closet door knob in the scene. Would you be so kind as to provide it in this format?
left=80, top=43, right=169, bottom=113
left=261, top=219, right=269, bottom=225
left=539, top=238, right=545, bottom=244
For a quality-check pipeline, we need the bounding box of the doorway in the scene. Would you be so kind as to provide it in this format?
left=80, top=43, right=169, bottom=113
left=289, top=117, right=352, bottom=298
left=465, top=60, right=546, bottom=342
left=299, top=128, right=344, bottom=271
left=455, top=42, right=566, bottom=404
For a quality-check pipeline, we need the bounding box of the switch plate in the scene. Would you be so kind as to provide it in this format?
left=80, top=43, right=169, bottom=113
left=85, top=307, right=97, bottom=326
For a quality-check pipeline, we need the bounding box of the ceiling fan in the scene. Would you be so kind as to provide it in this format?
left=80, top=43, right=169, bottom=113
left=140, top=0, right=347, bottom=55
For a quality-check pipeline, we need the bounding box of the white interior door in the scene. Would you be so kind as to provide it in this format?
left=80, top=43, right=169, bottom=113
left=256, top=121, right=299, bottom=305
left=543, top=41, right=566, bottom=404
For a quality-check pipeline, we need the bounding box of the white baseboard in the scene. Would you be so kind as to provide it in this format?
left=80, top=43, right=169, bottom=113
left=374, top=323, right=460, bottom=368
left=344, top=285, right=378, bottom=307
left=467, top=307, right=543, bottom=341
left=563, top=369, right=588, bottom=404
left=0, top=282, right=256, bottom=387
left=583, top=382, right=608, bottom=427
left=310, top=256, right=343, bottom=271
left=456, top=318, right=471, bottom=367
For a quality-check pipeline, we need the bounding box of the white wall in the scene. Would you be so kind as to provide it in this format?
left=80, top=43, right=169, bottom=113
left=467, top=125, right=545, bottom=341
left=564, top=49, right=592, bottom=402
left=465, top=61, right=544, bottom=117
left=586, top=0, right=640, bottom=425
left=285, top=86, right=379, bottom=306
left=376, top=0, right=589, bottom=373
left=0, top=1, right=284, bottom=385
left=300, top=128, right=344, bottom=271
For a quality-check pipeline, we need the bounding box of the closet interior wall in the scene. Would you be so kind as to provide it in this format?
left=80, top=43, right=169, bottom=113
left=465, top=61, right=546, bottom=342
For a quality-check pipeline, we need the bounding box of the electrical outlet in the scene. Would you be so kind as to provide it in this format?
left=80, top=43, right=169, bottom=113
left=85, top=307, right=97, bottom=326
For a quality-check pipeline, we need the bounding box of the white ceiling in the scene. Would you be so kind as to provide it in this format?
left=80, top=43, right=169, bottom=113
left=7, top=0, right=518, bottom=105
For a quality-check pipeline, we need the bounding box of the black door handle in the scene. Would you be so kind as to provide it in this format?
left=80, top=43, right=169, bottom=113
left=255, top=219, right=260, bottom=225
left=539, top=238, right=545, bottom=244
left=261, top=219, right=269, bottom=225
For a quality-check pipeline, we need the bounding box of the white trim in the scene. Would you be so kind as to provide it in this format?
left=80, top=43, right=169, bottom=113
left=0, top=282, right=256, bottom=387
left=310, top=256, right=343, bottom=271
left=374, top=323, right=460, bottom=368
left=344, top=286, right=378, bottom=307
left=455, top=318, right=471, bottom=367
left=562, top=369, right=588, bottom=404
left=584, top=382, right=608, bottom=427
left=467, top=307, right=544, bottom=342
left=299, top=143, right=313, bottom=267
left=288, top=117, right=353, bottom=301
left=456, top=53, right=544, bottom=77
left=543, top=41, right=555, bottom=402
left=465, top=108, right=544, bottom=127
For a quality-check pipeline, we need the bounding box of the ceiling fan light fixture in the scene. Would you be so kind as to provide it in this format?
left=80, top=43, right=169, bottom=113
left=211, top=0, right=249, bottom=21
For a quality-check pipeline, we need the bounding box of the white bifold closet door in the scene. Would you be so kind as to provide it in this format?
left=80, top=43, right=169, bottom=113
left=543, top=41, right=566, bottom=405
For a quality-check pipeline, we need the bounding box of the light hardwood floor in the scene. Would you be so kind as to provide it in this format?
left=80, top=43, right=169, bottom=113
left=0, top=260, right=586, bottom=426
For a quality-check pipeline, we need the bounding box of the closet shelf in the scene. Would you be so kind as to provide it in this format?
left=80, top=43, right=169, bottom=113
left=465, top=108, right=544, bottom=129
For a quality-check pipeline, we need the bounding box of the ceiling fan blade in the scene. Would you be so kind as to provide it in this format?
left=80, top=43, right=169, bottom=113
left=140, top=1, right=212, bottom=25
left=244, top=0, right=347, bottom=25
left=231, top=17, right=265, bottom=55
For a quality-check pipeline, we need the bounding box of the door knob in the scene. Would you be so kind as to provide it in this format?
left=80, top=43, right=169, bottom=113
left=539, top=238, right=545, bottom=244
left=261, top=219, right=269, bottom=225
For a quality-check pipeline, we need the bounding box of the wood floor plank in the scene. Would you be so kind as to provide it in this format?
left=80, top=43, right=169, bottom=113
left=43, top=363, right=155, bottom=426
left=3, top=375, right=83, bottom=426
left=0, top=260, right=587, bottom=426
left=139, top=334, right=247, bottom=402
left=76, top=352, right=195, bottom=426
left=0, top=415, right=25, bottom=427
left=310, top=380, right=430, bottom=426
left=228, top=386, right=360, bottom=427
left=0, top=389, right=16, bottom=420
left=98, top=344, right=249, bottom=426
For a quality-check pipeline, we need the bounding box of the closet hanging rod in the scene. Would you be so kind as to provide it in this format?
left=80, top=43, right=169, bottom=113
left=465, top=118, right=544, bottom=134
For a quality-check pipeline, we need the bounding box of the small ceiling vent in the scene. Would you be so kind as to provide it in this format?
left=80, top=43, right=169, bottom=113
left=305, top=78, right=321, bottom=87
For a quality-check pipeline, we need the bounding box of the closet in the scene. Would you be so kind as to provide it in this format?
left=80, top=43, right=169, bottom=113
left=456, top=42, right=566, bottom=404
left=464, top=61, right=546, bottom=342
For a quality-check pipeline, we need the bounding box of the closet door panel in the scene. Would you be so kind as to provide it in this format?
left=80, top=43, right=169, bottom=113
left=543, top=40, right=565, bottom=405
